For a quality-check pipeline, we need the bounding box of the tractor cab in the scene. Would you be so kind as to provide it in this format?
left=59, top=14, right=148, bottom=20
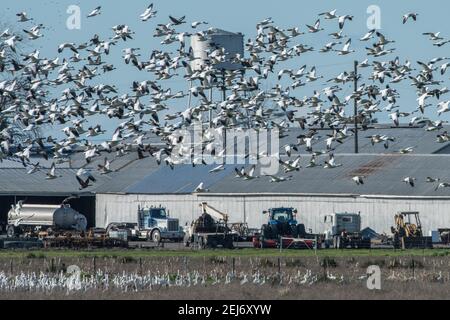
left=265, top=207, right=298, bottom=226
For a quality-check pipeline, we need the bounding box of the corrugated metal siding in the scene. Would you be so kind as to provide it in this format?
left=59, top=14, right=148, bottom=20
left=96, top=193, right=450, bottom=235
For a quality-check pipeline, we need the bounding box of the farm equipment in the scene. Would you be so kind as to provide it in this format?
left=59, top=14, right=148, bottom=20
left=253, top=207, right=317, bottom=249
left=6, top=203, right=87, bottom=238
left=184, top=202, right=234, bottom=249
left=106, top=222, right=139, bottom=241
left=323, top=212, right=371, bottom=249
left=5, top=203, right=127, bottom=248
left=136, top=205, right=185, bottom=243
left=391, top=211, right=432, bottom=249
left=437, top=228, right=450, bottom=244
left=229, top=222, right=260, bottom=242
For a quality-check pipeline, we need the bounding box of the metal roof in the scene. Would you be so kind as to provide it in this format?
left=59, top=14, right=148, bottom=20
left=0, top=168, right=112, bottom=196
left=206, top=154, right=450, bottom=197
left=2, top=125, right=450, bottom=197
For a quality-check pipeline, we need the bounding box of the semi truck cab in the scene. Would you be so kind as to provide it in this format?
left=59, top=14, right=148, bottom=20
left=137, top=205, right=184, bottom=243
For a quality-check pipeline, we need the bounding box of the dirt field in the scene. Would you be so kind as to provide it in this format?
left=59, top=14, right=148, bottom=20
left=0, top=249, right=449, bottom=299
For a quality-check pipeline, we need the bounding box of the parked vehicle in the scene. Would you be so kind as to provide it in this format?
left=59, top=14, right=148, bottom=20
left=391, top=211, right=432, bottom=249
left=437, top=228, right=450, bottom=244
left=185, top=202, right=234, bottom=249
left=106, top=222, right=139, bottom=241
left=323, top=212, right=371, bottom=249
left=135, top=205, right=185, bottom=243
left=254, top=207, right=317, bottom=249
left=6, top=203, right=87, bottom=238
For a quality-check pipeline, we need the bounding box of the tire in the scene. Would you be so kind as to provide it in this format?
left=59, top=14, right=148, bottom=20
left=6, top=225, right=17, bottom=238
left=151, top=230, right=161, bottom=244
left=333, top=236, right=342, bottom=249
left=296, top=224, right=306, bottom=238
left=261, top=224, right=272, bottom=239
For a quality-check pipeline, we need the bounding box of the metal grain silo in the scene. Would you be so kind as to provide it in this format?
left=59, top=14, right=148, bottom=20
left=190, top=28, right=244, bottom=71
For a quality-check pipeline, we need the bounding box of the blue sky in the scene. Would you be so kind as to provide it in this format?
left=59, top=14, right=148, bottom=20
left=2, top=0, right=450, bottom=137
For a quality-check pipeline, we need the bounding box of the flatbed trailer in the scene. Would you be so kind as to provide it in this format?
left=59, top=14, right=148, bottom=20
left=191, top=232, right=234, bottom=249
left=253, top=235, right=319, bottom=249
left=42, top=236, right=128, bottom=249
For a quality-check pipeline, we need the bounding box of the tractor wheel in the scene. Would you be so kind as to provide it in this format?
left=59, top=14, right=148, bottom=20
left=296, top=224, right=306, bottom=238
left=261, top=224, right=272, bottom=239
left=6, top=225, right=17, bottom=238
left=151, top=230, right=161, bottom=244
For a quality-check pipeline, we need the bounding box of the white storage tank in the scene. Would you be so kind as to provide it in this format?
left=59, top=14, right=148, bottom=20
left=190, top=28, right=244, bottom=71
left=8, top=204, right=87, bottom=232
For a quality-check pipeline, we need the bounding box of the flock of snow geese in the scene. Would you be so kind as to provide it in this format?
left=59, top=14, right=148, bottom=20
left=1, top=4, right=450, bottom=192
left=0, top=266, right=446, bottom=293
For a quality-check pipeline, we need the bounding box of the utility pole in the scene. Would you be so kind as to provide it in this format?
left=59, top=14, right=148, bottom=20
left=353, top=60, right=359, bottom=154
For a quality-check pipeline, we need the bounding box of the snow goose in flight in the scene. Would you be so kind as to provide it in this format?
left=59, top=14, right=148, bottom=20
left=338, top=15, right=353, bottom=29
left=76, top=168, right=96, bottom=190
left=335, top=39, right=355, bottom=55
left=360, top=30, right=376, bottom=42
left=306, top=19, right=324, bottom=33
left=87, top=6, right=102, bottom=18
left=403, top=177, right=416, bottom=187
left=319, top=9, right=338, bottom=20
left=209, top=164, right=225, bottom=173
left=323, top=153, right=342, bottom=169
left=191, top=21, right=208, bottom=28
left=279, top=157, right=301, bottom=173
left=140, top=3, right=157, bottom=21
left=403, top=13, right=418, bottom=24
left=98, top=158, right=113, bottom=175
left=16, top=12, right=33, bottom=22
left=435, top=182, right=450, bottom=191
left=169, top=15, right=186, bottom=25
left=46, top=163, right=61, bottom=180
left=423, top=32, right=444, bottom=41
left=194, top=182, right=209, bottom=193
left=268, top=175, right=293, bottom=183
left=352, top=176, right=365, bottom=185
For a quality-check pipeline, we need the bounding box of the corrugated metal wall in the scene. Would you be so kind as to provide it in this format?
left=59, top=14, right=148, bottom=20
left=96, top=193, right=450, bottom=235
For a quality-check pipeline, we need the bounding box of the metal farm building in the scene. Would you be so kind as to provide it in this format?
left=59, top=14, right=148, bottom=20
left=2, top=125, right=450, bottom=235
left=95, top=125, right=450, bottom=235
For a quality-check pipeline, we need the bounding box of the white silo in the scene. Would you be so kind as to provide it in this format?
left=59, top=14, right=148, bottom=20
left=190, top=28, right=244, bottom=72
